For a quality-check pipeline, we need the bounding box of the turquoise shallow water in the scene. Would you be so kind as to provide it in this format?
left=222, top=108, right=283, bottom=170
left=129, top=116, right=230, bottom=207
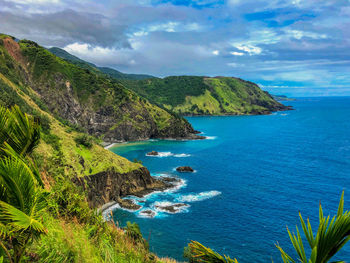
left=109, top=97, right=350, bottom=262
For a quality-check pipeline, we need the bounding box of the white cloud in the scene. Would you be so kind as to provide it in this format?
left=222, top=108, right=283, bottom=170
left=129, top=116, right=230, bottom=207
left=235, top=44, right=262, bottom=55
left=230, top=51, right=244, bottom=56
left=212, top=50, right=219, bottom=55
left=64, top=42, right=137, bottom=66
left=285, top=30, right=328, bottom=40
left=132, top=21, right=203, bottom=37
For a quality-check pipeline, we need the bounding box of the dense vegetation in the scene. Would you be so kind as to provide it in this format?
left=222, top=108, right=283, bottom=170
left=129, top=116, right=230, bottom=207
left=121, top=76, right=289, bottom=115
left=48, top=47, right=289, bottom=116
left=0, top=35, right=196, bottom=142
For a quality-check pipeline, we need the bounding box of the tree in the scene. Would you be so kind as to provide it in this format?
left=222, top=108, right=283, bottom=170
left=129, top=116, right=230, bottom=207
left=0, top=105, right=47, bottom=263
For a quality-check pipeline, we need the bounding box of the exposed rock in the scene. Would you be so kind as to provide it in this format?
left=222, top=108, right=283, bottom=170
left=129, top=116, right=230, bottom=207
left=117, top=198, right=141, bottom=210
left=73, top=167, right=180, bottom=208
left=176, top=166, right=194, bottom=173
left=147, top=151, right=159, bottom=156
left=154, top=203, right=189, bottom=213
left=139, top=210, right=156, bottom=218
left=2, top=37, right=201, bottom=142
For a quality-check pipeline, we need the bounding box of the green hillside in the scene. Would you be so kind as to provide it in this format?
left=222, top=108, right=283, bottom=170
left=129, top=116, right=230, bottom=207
left=0, top=37, right=199, bottom=142
left=121, top=76, right=291, bottom=115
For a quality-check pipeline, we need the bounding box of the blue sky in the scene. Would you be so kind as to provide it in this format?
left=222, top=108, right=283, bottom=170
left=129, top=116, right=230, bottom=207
left=1, top=0, right=350, bottom=96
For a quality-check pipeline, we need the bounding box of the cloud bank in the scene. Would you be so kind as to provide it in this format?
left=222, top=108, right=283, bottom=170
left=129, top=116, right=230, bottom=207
left=1, top=0, right=349, bottom=96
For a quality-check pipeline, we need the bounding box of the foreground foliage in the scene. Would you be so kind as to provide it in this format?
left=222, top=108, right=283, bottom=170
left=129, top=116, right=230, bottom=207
left=0, top=105, right=47, bottom=263
left=276, top=191, right=350, bottom=263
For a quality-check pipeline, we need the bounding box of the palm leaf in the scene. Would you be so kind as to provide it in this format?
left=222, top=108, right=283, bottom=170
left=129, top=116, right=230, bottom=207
left=0, top=105, right=40, bottom=158
left=277, top=191, right=350, bottom=263
left=0, top=201, right=46, bottom=234
left=189, top=241, right=238, bottom=263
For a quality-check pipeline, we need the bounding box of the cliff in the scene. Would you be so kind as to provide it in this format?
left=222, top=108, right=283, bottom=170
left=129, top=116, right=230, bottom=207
left=73, top=167, right=170, bottom=208
left=0, top=33, right=173, bottom=210
left=48, top=47, right=291, bottom=116
left=0, top=35, right=200, bottom=142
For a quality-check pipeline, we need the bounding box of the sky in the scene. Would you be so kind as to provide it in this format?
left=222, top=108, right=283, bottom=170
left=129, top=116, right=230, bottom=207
left=1, top=0, right=350, bottom=96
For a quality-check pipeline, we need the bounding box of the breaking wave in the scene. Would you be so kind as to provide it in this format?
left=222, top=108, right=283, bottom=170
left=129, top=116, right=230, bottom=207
left=176, top=190, right=222, bottom=202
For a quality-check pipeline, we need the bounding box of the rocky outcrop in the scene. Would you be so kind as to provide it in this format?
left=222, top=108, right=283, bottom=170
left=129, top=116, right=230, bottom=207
left=176, top=166, right=194, bottom=172
left=73, top=167, right=173, bottom=208
left=154, top=203, right=189, bottom=213
left=147, top=151, right=159, bottom=156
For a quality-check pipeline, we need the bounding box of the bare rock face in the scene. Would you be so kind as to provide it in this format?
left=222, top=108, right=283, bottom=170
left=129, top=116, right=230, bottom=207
left=117, top=198, right=141, bottom=210
left=73, top=167, right=174, bottom=208
left=176, top=166, right=194, bottom=173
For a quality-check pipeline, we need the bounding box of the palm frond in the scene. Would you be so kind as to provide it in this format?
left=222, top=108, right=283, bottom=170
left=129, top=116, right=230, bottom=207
left=0, top=105, right=40, bottom=158
left=188, top=241, right=238, bottom=263
left=0, top=201, right=46, bottom=234
left=277, top=191, right=350, bottom=263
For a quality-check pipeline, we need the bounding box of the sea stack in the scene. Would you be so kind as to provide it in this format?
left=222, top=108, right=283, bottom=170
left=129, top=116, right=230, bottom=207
left=147, top=151, right=159, bottom=156
left=176, top=166, right=194, bottom=172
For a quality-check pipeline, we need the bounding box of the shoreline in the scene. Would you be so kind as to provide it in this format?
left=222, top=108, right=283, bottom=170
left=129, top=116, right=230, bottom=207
left=99, top=176, right=184, bottom=216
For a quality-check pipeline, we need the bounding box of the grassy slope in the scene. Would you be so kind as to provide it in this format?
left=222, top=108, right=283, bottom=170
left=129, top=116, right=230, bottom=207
left=0, top=34, right=173, bottom=262
left=121, top=76, right=287, bottom=116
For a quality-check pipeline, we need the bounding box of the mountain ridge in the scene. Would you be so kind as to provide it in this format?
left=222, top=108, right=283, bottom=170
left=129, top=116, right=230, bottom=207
left=48, top=47, right=155, bottom=80
left=48, top=47, right=291, bottom=116
left=0, top=36, right=200, bottom=142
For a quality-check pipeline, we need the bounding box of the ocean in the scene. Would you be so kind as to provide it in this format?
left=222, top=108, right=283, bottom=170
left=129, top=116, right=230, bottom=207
left=108, top=97, right=350, bottom=262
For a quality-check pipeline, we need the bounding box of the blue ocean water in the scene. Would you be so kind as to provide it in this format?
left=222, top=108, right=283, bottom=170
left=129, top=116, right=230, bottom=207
left=109, top=97, right=350, bottom=262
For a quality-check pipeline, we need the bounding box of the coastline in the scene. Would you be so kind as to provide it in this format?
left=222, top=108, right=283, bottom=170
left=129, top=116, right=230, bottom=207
left=99, top=175, right=184, bottom=217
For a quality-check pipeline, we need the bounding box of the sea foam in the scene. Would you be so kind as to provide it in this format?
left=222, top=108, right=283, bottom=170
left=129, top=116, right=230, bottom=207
left=152, top=201, right=190, bottom=214
left=146, top=152, right=190, bottom=157
left=177, top=190, right=221, bottom=202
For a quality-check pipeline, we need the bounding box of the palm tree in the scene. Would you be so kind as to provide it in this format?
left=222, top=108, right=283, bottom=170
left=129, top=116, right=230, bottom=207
left=276, top=191, right=350, bottom=263
left=0, top=105, right=47, bottom=263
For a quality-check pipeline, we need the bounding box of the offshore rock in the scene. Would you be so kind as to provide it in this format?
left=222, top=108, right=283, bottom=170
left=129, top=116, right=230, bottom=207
left=176, top=166, right=194, bottom=172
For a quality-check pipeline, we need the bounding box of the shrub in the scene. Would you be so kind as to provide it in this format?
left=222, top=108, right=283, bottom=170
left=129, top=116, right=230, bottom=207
left=74, top=134, right=93, bottom=148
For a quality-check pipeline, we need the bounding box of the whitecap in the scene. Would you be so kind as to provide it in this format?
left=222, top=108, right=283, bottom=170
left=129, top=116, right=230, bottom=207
left=174, top=153, right=191, bottom=157
left=177, top=190, right=222, bottom=202
left=138, top=209, right=158, bottom=218
left=142, top=178, right=187, bottom=199
left=146, top=151, right=173, bottom=157
left=205, top=136, right=217, bottom=140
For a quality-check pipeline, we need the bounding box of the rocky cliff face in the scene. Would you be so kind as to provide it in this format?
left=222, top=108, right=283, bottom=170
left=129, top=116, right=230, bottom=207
left=73, top=167, right=168, bottom=208
left=0, top=37, right=201, bottom=142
